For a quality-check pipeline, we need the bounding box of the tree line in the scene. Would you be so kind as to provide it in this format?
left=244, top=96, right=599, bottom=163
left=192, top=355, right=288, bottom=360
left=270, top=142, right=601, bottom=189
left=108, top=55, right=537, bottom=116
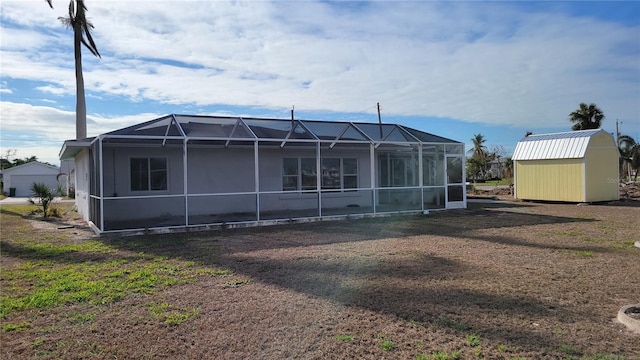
left=0, top=150, right=50, bottom=170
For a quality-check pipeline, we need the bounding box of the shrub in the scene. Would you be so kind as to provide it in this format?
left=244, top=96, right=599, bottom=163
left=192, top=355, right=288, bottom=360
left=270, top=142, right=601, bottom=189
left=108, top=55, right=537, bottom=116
left=30, top=182, right=57, bottom=218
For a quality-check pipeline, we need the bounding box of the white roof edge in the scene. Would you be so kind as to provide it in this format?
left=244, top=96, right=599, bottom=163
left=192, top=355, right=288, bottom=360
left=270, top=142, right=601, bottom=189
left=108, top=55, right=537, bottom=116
left=59, top=139, right=93, bottom=160
left=2, top=160, right=60, bottom=173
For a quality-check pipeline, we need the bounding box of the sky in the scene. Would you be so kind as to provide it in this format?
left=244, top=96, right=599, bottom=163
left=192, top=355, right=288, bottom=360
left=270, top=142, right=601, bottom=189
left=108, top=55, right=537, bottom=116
left=1, top=0, right=639, bottom=166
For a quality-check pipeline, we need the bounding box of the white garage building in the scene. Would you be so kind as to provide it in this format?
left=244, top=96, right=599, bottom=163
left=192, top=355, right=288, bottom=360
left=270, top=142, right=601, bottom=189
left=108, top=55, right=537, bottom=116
left=2, top=161, right=61, bottom=197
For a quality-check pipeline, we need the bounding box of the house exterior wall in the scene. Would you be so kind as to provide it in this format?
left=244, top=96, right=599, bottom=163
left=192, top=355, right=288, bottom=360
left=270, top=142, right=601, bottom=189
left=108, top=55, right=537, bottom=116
left=514, top=159, right=584, bottom=201
left=101, top=145, right=185, bottom=223
left=74, top=149, right=91, bottom=220
left=185, top=146, right=375, bottom=218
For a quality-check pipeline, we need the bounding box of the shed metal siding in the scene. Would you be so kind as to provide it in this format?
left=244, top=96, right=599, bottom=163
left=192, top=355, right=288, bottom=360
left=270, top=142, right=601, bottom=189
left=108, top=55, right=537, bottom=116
left=515, top=159, right=584, bottom=201
left=512, top=129, right=603, bottom=160
left=513, top=137, right=591, bottom=160
left=584, top=146, right=619, bottom=202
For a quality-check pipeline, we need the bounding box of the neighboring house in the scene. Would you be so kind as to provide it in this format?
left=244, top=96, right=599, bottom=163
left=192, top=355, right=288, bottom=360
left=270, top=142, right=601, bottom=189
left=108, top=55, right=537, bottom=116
left=487, top=157, right=508, bottom=179
left=512, top=129, right=619, bottom=202
left=2, top=161, right=61, bottom=197
left=59, top=114, right=466, bottom=234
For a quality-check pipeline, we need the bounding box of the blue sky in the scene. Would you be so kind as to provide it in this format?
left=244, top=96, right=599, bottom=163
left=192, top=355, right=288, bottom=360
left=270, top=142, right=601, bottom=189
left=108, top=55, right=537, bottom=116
left=1, top=0, right=639, bottom=166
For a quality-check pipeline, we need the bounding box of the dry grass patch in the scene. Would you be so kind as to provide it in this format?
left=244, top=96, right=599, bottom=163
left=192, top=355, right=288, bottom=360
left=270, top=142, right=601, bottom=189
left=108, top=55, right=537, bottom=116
left=1, top=200, right=639, bottom=359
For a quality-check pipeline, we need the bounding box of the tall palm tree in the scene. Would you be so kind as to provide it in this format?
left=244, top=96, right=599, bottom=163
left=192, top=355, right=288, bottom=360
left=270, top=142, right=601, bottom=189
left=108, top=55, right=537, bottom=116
left=467, top=134, right=488, bottom=180
left=469, top=133, right=488, bottom=159
left=569, top=103, right=604, bottom=131
left=618, top=134, right=640, bottom=181
left=47, top=0, right=100, bottom=140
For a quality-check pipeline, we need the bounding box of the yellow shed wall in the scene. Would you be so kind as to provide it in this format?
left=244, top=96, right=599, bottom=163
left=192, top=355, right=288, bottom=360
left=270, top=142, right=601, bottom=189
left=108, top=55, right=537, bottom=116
left=588, top=131, right=614, bottom=147
left=515, top=159, right=584, bottom=201
left=584, top=147, right=619, bottom=202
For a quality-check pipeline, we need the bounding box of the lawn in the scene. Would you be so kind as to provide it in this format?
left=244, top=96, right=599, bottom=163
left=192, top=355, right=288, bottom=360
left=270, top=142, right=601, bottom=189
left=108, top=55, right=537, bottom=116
left=1, top=200, right=639, bottom=359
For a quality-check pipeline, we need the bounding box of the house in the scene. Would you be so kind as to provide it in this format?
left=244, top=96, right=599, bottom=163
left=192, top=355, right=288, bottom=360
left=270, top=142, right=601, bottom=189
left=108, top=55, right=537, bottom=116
left=512, top=129, right=619, bottom=202
left=2, top=161, right=61, bottom=197
left=59, top=114, right=466, bottom=234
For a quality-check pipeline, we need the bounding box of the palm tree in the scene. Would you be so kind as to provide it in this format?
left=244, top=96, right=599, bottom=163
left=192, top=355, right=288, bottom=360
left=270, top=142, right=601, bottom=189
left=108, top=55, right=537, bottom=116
left=569, top=103, right=604, bottom=131
left=467, top=134, right=489, bottom=181
left=30, top=182, right=57, bottom=218
left=618, top=134, right=640, bottom=181
left=47, top=0, right=100, bottom=140
left=469, top=133, right=488, bottom=159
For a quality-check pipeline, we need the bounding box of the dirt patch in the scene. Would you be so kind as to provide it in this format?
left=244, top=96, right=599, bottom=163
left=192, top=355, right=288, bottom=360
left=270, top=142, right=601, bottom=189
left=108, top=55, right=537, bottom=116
left=621, top=182, right=640, bottom=200
left=471, top=182, right=640, bottom=201
left=2, top=201, right=639, bottom=359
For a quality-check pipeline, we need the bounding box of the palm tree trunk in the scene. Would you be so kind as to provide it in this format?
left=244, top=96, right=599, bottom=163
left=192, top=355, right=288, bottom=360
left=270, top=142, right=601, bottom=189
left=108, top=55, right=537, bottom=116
left=73, top=11, right=87, bottom=140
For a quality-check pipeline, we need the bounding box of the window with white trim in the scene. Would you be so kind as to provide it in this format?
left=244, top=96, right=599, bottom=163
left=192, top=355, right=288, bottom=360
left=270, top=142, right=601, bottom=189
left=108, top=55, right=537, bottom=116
left=321, top=158, right=358, bottom=190
left=282, top=158, right=317, bottom=191
left=130, top=157, right=167, bottom=191
left=282, top=157, right=357, bottom=191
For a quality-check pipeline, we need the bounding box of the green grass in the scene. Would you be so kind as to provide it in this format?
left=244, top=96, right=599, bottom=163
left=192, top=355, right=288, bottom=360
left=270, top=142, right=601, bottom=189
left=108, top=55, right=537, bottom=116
left=426, top=350, right=461, bottom=360
left=379, top=340, right=395, bottom=351
left=575, top=250, right=593, bottom=258
left=465, top=333, right=481, bottom=347
left=147, top=302, right=200, bottom=325
left=0, top=204, right=231, bottom=319
left=0, top=258, right=201, bottom=317
left=474, top=179, right=510, bottom=186
left=2, top=321, right=31, bottom=332
left=335, top=334, right=355, bottom=341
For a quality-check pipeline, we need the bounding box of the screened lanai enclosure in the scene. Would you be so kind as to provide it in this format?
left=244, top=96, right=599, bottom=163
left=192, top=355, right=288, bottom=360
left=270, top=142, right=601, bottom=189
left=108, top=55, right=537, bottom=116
left=60, top=114, right=466, bottom=233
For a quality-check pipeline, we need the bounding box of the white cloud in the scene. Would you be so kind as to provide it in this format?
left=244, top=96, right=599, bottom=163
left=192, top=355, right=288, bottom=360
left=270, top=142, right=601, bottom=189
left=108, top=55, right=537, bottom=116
left=0, top=0, right=638, bottom=131
left=0, top=101, right=163, bottom=164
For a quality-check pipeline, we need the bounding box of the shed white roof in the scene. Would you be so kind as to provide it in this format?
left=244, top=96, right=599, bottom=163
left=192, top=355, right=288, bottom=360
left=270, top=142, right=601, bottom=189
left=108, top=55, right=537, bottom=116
left=512, top=129, right=606, bottom=160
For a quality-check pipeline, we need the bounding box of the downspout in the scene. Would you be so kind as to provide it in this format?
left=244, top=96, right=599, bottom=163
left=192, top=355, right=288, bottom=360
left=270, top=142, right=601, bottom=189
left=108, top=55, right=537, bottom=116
left=99, top=136, right=104, bottom=232
left=183, top=138, right=189, bottom=226
left=370, top=143, right=376, bottom=214
left=255, top=140, right=260, bottom=222
left=317, top=141, right=321, bottom=217
left=418, top=145, right=423, bottom=211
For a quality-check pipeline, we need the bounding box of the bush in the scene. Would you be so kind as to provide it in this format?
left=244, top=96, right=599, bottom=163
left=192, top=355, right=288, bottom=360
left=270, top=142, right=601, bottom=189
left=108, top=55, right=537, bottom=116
left=29, top=182, right=58, bottom=218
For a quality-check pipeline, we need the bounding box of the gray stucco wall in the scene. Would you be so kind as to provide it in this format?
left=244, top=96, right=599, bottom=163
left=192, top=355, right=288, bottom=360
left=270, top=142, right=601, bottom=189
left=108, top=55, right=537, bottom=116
left=74, top=149, right=91, bottom=221
left=100, top=144, right=376, bottom=223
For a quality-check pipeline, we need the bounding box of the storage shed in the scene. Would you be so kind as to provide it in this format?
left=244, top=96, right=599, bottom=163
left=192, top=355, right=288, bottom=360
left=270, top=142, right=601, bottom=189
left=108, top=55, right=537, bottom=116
left=512, top=129, right=619, bottom=202
left=2, top=161, right=61, bottom=197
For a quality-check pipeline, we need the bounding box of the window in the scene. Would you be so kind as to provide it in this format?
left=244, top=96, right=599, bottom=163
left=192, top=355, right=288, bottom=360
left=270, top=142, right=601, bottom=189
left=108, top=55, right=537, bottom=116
left=282, top=158, right=317, bottom=191
left=321, top=158, right=340, bottom=189
left=282, top=157, right=357, bottom=191
left=130, top=158, right=167, bottom=191
left=321, top=158, right=358, bottom=190
left=378, top=153, right=418, bottom=187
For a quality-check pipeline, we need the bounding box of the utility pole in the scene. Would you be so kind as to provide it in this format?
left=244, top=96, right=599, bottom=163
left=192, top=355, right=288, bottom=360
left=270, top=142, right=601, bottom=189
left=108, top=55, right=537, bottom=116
left=291, top=106, right=295, bottom=127
left=377, top=102, right=383, bottom=139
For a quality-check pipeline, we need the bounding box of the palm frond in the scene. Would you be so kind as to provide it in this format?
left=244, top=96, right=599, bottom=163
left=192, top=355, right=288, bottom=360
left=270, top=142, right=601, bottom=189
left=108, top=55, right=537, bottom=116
left=82, top=22, right=101, bottom=57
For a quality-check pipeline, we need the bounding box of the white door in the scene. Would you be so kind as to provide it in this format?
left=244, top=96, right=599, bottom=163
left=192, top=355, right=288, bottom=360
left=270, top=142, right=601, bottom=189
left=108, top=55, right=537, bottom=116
left=445, top=155, right=466, bottom=209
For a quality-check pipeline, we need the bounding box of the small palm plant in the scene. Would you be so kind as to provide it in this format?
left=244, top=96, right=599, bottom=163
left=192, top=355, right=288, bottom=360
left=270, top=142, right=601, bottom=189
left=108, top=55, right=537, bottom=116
left=30, top=182, right=57, bottom=218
